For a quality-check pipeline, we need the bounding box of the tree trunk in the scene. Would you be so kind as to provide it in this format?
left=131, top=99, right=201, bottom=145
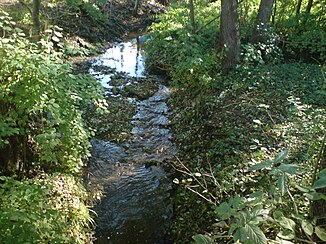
left=296, top=0, right=303, bottom=15
left=306, top=0, right=314, bottom=14
left=218, top=0, right=240, bottom=74
left=251, top=0, right=274, bottom=43
left=32, top=0, right=41, bottom=43
left=189, top=0, right=196, bottom=34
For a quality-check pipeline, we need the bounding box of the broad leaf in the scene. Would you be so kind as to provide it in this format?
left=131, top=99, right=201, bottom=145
left=318, top=169, right=326, bottom=178
left=216, top=202, right=233, bottom=220
left=277, top=164, right=301, bottom=175
left=313, top=178, right=326, bottom=189
left=277, top=230, right=295, bottom=240
left=229, top=195, right=245, bottom=209
left=304, top=192, right=324, bottom=200
left=234, top=224, right=267, bottom=244
left=192, top=234, right=213, bottom=244
left=301, top=220, right=313, bottom=236
left=315, top=226, right=326, bottom=241
left=278, top=216, right=296, bottom=232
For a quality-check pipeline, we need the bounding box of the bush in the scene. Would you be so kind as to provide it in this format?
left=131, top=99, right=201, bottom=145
left=0, top=175, right=93, bottom=243
left=0, top=11, right=105, bottom=175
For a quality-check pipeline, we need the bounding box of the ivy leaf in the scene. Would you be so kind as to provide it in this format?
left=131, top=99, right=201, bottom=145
left=192, top=234, right=213, bottom=244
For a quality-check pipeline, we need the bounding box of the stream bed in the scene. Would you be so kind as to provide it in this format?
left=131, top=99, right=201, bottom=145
left=85, top=37, right=176, bottom=243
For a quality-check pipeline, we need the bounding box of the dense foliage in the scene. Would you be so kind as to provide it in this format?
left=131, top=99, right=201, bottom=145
left=146, top=0, right=326, bottom=243
left=0, top=9, right=106, bottom=242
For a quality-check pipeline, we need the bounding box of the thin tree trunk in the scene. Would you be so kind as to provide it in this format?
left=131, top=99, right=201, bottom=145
left=32, top=0, right=41, bottom=43
left=296, top=0, right=303, bottom=15
left=251, top=0, right=274, bottom=43
left=218, top=0, right=240, bottom=74
left=272, top=0, right=277, bottom=25
left=306, top=0, right=314, bottom=14
left=189, top=0, right=196, bottom=34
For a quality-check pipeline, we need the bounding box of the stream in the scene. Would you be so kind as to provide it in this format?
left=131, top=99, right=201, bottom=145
left=86, top=37, right=176, bottom=243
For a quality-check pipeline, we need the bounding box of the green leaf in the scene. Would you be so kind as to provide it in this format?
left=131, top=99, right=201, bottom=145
left=295, top=185, right=310, bottom=193
left=318, top=169, right=326, bottom=178
left=301, top=220, right=313, bottom=236
left=315, top=226, right=326, bottom=241
left=277, top=230, right=295, bottom=240
left=277, top=164, right=301, bottom=175
left=192, top=234, right=213, bottom=244
left=273, top=150, right=288, bottom=164
left=278, top=216, right=296, bottom=232
left=249, top=160, right=273, bottom=171
left=234, top=224, right=267, bottom=244
left=216, top=202, right=233, bottom=220
left=229, top=195, right=245, bottom=209
left=313, top=178, right=326, bottom=189
left=304, top=192, right=324, bottom=200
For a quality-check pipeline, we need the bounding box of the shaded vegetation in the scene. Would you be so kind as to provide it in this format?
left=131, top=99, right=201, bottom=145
left=145, top=0, right=326, bottom=243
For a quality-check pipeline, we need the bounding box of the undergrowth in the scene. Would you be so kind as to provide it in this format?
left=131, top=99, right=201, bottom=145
left=145, top=1, right=326, bottom=243
left=0, top=9, right=106, bottom=242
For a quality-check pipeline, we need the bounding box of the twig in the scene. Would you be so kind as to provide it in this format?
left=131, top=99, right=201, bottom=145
left=173, top=155, right=218, bottom=204
left=195, top=14, right=220, bottom=34
left=186, top=185, right=215, bottom=205
left=286, top=186, right=299, bottom=215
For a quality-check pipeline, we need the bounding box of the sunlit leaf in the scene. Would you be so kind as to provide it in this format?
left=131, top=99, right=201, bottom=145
left=301, top=220, right=313, bottom=236
left=278, top=216, right=296, bottom=232
left=315, top=226, right=326, bottom=241
left=277, top=230, right=295, bottom=240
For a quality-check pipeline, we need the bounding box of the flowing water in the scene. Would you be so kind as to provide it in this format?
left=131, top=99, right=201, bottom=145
left=86, top=37, right=176, bottom=243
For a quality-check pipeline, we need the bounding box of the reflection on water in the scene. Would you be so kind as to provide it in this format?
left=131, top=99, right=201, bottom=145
left=89, top=38, right=145, bottom=89
left=86, top=38, right=175, bottom=243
